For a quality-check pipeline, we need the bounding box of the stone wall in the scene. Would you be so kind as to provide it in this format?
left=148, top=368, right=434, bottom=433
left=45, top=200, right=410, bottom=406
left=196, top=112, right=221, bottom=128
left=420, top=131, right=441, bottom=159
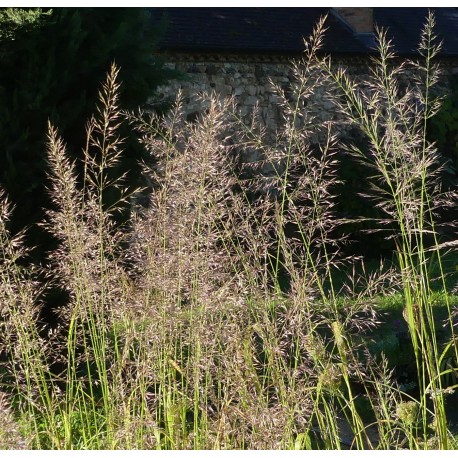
left=153, top=54, right=458, bottom=144
left=154, top=57, right=295, bottom=134
left=153, top=56, right=339, bottom=178
left=145, top=52, right=458, bottom=205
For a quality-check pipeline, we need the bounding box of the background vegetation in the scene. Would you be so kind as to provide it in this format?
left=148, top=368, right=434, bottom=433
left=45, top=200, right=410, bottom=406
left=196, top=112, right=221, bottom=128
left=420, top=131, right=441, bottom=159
left=0, top=7, right=175, bottom=259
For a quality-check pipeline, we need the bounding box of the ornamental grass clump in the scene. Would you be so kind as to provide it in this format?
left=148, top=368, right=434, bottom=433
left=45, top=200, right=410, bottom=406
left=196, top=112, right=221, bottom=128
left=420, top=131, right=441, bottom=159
left=126, top=87, right=321, bottom=448
left=318, top=11, right=458, bottom=448
left=0, top=12, right=457, bottom=450
left=0, top=189, right=62, bottom=448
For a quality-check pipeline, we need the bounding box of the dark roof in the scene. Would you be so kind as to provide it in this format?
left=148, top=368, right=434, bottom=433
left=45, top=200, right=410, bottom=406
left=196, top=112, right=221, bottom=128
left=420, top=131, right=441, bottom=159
left=374, top=8, right=458, bottom=57
left=151, top=7, right=458, bottom=57
left=152, top=8, right=367, bottom=55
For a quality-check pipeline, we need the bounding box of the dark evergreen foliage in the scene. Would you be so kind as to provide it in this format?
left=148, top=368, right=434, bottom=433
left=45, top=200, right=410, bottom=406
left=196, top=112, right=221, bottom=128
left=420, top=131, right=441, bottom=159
left=428, top=76, right=458, bottom=178
left=0, top=8, right=175, bottom=257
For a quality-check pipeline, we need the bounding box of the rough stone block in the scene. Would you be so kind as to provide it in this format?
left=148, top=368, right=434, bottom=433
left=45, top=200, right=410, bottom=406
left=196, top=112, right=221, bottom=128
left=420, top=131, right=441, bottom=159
left=247, top=85, right=257, bottom=96
left=245, top=96, right=258, bottom=106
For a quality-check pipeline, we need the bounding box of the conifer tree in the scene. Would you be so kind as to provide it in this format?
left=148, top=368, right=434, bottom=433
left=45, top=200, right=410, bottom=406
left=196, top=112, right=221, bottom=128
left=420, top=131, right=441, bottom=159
left=0, top=8, right=173, bottom=255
